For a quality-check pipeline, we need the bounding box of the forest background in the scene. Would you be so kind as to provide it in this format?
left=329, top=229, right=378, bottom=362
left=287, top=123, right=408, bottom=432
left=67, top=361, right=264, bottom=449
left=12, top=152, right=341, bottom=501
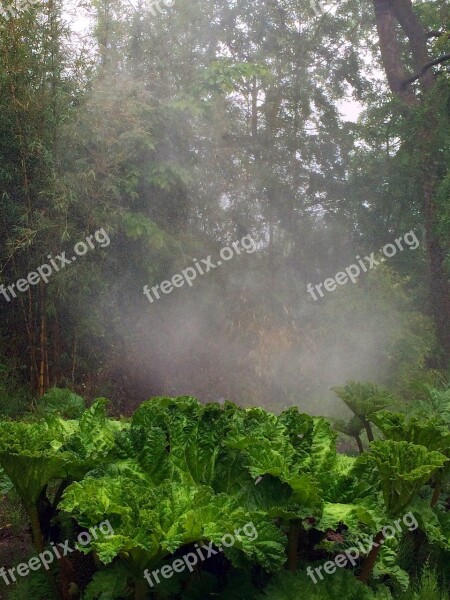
left=1, top=0, right=449, bottom=416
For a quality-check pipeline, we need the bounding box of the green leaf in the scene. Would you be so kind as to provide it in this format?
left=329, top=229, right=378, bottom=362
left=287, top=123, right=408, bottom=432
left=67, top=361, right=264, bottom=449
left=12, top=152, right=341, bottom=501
left=361, top=440, right=447, bottom=515
left=332, top=382, right=393, bottom=420
left=82, top=564, right=131, bottom=600
left=38, top=387, right=85, bottom=419
left=60, top=474, right=286, bottom=573
left=0, top=399, right=127, bottom=508
left=316, top=502, right=381, bottom=532
left=370, top=411, right=450, bottom=455
left=256, top=569, right=392, bottom=600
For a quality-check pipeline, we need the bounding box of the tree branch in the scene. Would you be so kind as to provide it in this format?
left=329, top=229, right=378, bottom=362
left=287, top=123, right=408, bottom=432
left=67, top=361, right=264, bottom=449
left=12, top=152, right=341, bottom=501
left=401, top=52, right=450, bottom=88
left=426, top=30, right=446, bottom=39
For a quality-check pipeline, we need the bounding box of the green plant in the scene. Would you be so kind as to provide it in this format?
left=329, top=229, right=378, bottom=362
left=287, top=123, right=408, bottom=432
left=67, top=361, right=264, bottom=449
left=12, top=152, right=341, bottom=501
left=0, top=399, right=128, bottom=598
left=60, top=397, right=288, bottom=599
left=37, top=387, right=85, bottom=419
left=400, top=566, right=449, bottom=600
left=1, top=390, right=448, bottom=600
left=333, top=415, right=366, bottom=454
left=356, top=441, right=447, bottom=583
left=369, top=411, right=450, bottom=507
left=331, top=382, right=394, bottom=442
left=0, top=362, right=31, bottom=418
left=0, top=496, right=28, bottom=535
left=409, top=384, right=450, bottom=424
left=256, top=569, right=392, bottom=600
left=5, top=574, right=52, bottom=600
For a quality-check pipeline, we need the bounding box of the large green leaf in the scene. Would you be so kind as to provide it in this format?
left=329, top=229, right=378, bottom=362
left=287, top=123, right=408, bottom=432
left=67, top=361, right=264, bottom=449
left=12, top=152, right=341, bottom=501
left=332, top=381, right=393, bottom=420
left=60, top=473, right=286, bottom=574
left=406, top=497, right=450, bottom=550
left=362, top=440, right=447, bottom=515
left=370, top=411, right=450, bottom=455
left=224, top=406, right=322, bottom=510
left=131, top=397, right=237, bottom=486
left=0, top=418, right=81, bottom=507
left=38, top=387, right=85, bottom=419
left=0, top=399, right=127, bottom=508
left=316, top=501, right=382, bottom=532
left=82, top=564, right=131, bottom=600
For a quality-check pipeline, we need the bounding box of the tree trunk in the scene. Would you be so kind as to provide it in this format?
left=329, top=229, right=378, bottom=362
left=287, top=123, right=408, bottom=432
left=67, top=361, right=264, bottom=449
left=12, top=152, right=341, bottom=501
left=39, top=285, right=46, bottom=396
left=372, top=0, right=416, bottom=104
left=421, top=139, right=450, bottom=367
left=371, top=0, right=450, bottom=367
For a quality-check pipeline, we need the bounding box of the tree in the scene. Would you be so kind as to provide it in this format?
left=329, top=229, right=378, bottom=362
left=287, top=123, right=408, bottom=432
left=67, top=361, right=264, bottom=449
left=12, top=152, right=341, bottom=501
left=369, top=0, right=450, bottom=367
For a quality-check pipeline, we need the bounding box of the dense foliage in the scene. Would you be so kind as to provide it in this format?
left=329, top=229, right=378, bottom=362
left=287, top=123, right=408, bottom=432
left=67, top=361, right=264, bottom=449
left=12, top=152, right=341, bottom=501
left=1, top=0, right=450, bottom=598
left=0, top=386, right=449, bottom=599
left=0, top=0, right=449, bottom=412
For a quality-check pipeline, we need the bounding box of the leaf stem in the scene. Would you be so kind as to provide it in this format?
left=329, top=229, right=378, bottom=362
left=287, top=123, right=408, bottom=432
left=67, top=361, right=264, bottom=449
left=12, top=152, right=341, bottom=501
left=286, top=519, right=300, bottom=571
left=358, top=530, right=384, bottom=583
